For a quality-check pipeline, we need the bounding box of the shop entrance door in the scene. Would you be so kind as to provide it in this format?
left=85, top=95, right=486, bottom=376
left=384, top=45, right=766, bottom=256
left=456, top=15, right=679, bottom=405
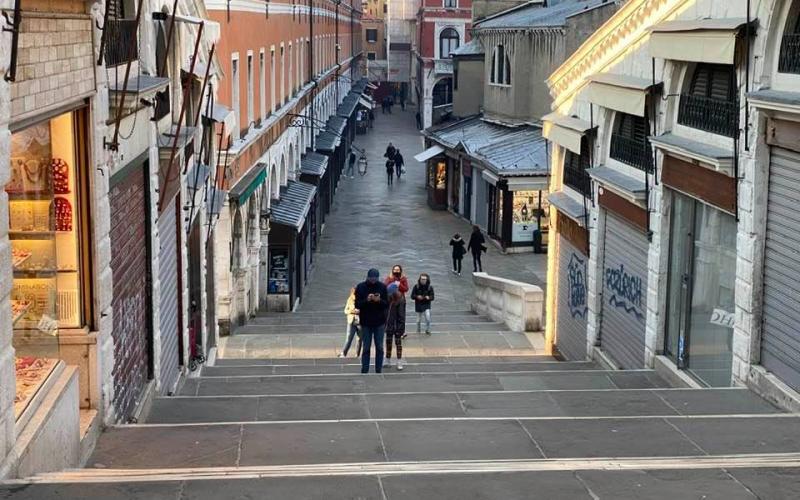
left=188, top=219, right=203, bottom=367
left=665, top=193, right=736, bottom=387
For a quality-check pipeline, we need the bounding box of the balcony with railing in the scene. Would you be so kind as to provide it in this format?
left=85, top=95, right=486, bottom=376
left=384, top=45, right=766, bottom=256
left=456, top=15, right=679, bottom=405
left=563, top=157, right=593, bottom=199
left=677, top=94, right=738, bottom=138
left=779, top=33, right=800, bottom=74
left=610, top=134, right=653, bottom=173
left=104, top=19, right=138, bottom=67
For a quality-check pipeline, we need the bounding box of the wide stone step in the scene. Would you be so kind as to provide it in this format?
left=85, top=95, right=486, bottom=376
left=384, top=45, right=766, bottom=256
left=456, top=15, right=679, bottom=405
left=86, top=414, right=798, bottom=470
left=200, top=360, right=597, bottom=377
left=250, top=314, right=496, bottom=326
left=179, top=370, right=671, bottom=397
left=146, top=388, right=781, bottom=424
left=13, top=461, right=800, bottom=499
left=212, top=355, right=558, bottom=366
left=233, top=321, right=510, bottom=335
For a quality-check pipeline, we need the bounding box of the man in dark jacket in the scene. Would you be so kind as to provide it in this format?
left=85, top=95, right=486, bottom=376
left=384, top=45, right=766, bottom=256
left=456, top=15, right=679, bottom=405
left=394, top=149, right=405, bottom=179
left=355, top=268, right=389, bottom=373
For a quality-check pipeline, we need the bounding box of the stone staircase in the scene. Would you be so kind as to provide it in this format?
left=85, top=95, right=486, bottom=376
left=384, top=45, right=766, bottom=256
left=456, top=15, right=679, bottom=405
left=2, top=310, right=800, bottom=499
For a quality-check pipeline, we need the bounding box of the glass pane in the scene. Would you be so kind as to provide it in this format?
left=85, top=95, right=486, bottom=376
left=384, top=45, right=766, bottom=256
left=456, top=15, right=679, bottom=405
left=686, top=203, right=737, bottom=387
left=665, top=193, right=694, bottom=361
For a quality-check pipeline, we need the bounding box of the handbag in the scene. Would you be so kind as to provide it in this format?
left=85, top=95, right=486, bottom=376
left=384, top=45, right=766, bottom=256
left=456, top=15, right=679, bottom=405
left=480, top=243, right=488, bottom=253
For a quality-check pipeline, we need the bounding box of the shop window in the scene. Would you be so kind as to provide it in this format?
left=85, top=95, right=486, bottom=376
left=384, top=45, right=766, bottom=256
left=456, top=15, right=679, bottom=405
left=6, top=110, right=89, bottom=418
left=677, top=63, right=738, bottom=137
left=512, top=190, right=549, bottom=243
left=439, top=28, right=460, bottom=59
left=268, top=248, right=290, bottom=294
left=428, top=161, right=446, bottom=190
left=779, top=5, right=800, bottom=74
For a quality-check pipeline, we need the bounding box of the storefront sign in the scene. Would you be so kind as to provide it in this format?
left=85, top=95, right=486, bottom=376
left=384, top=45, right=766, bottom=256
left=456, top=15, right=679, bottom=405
left=567, top=253, right=588, bottom=319
left=604, top=263, right=644, bottom=321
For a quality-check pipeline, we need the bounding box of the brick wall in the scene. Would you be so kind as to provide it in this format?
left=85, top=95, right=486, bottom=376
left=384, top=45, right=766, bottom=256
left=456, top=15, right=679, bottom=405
left=9, top=12, right=95, bottom=123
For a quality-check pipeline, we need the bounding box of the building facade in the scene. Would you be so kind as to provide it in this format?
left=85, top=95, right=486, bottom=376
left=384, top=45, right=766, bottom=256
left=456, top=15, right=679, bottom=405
left=414, top=0, right=472, bottom=128
left=544, top=0, right=800, bottom=408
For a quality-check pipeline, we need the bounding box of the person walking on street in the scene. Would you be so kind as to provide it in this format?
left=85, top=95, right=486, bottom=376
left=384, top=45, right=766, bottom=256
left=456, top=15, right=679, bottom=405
left=400, top=94, right=406, bottom=111
left=416, top=111, right=423, bottom=130
left=386, top=159, right=395, bottom=185
left=388, top=96, right=394, bottom=114
left=347, top=150, right=357, bottom=178
left=355, top=269, right=389, bottom=373
left=383, top=265, right=409, bottom=368
left=384, top=142, right=396, bottom=162
left=368, top=108, right=375, bottom=128
left=339, top=287, right=361, bottom=357
left=468, top=225, right=487, bottom=272
left=384, top=283, right=406, bottom=370
left=394, top=149, right=405, bottom=179
left=449, top=233, right=466, bottom=275
left=411, top=273, right=434, bottom=335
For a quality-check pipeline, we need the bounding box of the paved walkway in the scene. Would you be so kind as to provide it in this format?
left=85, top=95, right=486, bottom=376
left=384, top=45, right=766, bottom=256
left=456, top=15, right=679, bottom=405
left=299, top=106, right=546, bottom=313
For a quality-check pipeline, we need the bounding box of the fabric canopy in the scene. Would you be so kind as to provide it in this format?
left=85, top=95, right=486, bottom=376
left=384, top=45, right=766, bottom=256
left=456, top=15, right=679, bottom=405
left=542, top=113, right=592, bottom=155
left=229, top=163, right=267, bottom=204
left=649, top=18, right=749, bottom=65
left=414, top=145, right=445, bottom=162
left=584, top=74, right=659, bottom=117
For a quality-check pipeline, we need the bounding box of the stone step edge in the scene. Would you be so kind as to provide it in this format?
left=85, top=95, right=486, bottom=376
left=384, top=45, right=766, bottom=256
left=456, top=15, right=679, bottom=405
left=24, top=452, right=800, bottom=484
left=194, top=368, right=647, bottom=379
left=204, top=360, right=585, bottom=369
left=118, top=412, right=799, bottom=428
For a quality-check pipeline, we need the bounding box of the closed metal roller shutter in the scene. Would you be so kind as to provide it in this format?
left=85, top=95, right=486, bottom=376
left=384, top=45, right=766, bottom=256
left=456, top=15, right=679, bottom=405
left=158, top=203, right=181, bottom=395
left=599, top=212, right=648, bottom=369
left=556, top=234, right=589, bottom=360
left=761, top=147, right=800, bottom=392
left=109, top=165, right=150, bottom=421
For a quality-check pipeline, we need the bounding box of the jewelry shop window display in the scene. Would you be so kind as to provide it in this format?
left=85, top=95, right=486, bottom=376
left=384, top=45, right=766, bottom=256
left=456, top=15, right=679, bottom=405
left=6, top=111, right=86, bottom=419
left=512, top=190, right=549, bottom=244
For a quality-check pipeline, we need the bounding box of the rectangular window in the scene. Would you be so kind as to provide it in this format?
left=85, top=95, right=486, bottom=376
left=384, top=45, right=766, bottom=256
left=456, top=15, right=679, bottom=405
left=259, top=49, right=266, bottom=120
left=366, top=29, right=378, bottom=43
left=444, top=0, right=456, bottom=7
left=271, top=48, right=276, bottom=112
left=231, top=54, right=240, bottom=138
left=280, top=45, right=286, bottom=105
left=367, top=52, right=376, bottom=61
left=246, top=52, right=254, bottom=129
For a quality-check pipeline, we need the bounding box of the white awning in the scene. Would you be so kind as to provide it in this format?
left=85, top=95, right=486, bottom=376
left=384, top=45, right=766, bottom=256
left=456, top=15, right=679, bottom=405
left=584, top=74, right=660, bottom=117
left=174, top=15, right=221, bottom=43
left=649, top=18, right=749, bottom=65
left=505, top=177, right=549, bottom=192
left=358, top=96, right=374, bottom=109
left=542, top=113, right=592, bottom=155
left=482, top=169, right=499, bottom=186
left=414, top=145, right=445, bottom=162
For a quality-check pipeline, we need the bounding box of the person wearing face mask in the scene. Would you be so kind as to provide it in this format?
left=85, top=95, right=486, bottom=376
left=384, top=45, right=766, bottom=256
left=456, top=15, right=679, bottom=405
left=355, top=269, right=389, bottom=373
left=384, top=282, right=406, bottom=370
left=411, top=273, right=435, bottom=335
left=383, top=265, right=409, bottom=368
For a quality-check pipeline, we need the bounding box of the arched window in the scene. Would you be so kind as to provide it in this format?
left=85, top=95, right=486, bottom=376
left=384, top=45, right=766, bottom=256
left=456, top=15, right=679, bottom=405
left=678, top=63, right=737, bottom=137
left=432, top=77, right=453, bottom=108
left=439, top=28, right=460, bottom=59
left=779, top=2, right=800, bottom=74
left=490, top=44, right=511, bottom=85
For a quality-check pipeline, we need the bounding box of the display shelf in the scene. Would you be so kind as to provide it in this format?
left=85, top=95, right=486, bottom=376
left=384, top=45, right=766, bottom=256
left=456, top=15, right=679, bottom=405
left=6, top=191, right=54, bottom=200
left=14, top=357, right=58, bottom=420
left=9, top=230, right=57, bottom=239
left=13, top=269, right=58, bottom=279
left=11, top=250, right=32, bottom=268
left=11, top=300, right=32, bottom=326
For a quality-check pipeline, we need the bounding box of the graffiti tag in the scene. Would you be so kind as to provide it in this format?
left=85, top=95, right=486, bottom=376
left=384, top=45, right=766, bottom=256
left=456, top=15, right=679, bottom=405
left=605, top=263, right=644, bottom=321
left=567, top=253, right=588, bottom=319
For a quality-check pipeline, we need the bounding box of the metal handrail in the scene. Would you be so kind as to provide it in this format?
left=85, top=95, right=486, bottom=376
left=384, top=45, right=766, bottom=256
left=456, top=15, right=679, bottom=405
left=677, top=93, right=738, bottom=138
left=610, top=134, right=653, bottom=173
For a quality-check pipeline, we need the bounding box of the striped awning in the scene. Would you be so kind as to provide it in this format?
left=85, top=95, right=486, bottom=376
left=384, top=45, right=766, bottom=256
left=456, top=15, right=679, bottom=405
left=270, top=181, right=317, bottom=231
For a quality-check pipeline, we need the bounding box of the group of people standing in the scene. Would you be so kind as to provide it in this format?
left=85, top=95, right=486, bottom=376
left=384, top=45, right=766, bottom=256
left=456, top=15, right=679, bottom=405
left=383, top=142, right=405, bottom=185
left=342, top=265, right=435, bottom=373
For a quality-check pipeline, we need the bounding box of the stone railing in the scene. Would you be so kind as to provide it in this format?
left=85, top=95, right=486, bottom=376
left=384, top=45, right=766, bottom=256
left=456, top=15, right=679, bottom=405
left=471, top=272, right=544, bottom=332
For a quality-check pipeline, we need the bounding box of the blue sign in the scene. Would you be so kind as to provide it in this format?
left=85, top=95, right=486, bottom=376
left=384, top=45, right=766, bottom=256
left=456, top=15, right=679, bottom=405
left=605, top=263, right=644, bottom=321
left=567, top=253, right=588, bottom=319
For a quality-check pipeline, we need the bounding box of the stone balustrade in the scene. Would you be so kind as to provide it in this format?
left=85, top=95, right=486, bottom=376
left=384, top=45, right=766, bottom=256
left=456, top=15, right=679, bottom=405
left=471, top=272, right=543, bottom=332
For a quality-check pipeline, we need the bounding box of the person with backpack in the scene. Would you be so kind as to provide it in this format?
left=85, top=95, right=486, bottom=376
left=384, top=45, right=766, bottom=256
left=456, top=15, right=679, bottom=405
left=449, top=233, right=467, bottom=275
left=411, top=273, right=434, bottom=335
left=339, top=287, right=361, bottom=358
left=394, top=149, right=405, bottom=179
left=355, top=269, right=389, bottom=373
left=468, top=225, right=487, bottom=272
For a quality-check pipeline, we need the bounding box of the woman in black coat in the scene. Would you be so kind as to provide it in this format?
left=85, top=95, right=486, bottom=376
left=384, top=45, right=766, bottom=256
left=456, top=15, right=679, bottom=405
left=449, top=233, right=466, bottom=275
left=411, top=274, right=435, bottom=334
left=467, top=225, right=486, bottom=272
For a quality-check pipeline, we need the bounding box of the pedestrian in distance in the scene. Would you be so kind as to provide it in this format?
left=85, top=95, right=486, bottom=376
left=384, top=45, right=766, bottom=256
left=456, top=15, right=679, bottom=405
left=416, top=111, right=423, bottom=130
left=411, top=273, right=434, bottom=335
left=381, top=97, right=388, bottom=114
left=468, top=225, right=487, bottom=273
left=368, top=108, right=375, bottom=128
left=400, top=94, right=406, bottom=111
left=347, top=150, right=357, bottom=178
left=384, top=282, right=407, bottom=370
left=394, top=149, right=405, bottom=179
left=383, top=265, right=409, bottom=368
left=449, top=233, right=466, bottom=275
left=339, top=287, right=361, bottom=358
left=355, top=269, right=389, bottom=373
left=386, top=159, right=395, bottom=185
